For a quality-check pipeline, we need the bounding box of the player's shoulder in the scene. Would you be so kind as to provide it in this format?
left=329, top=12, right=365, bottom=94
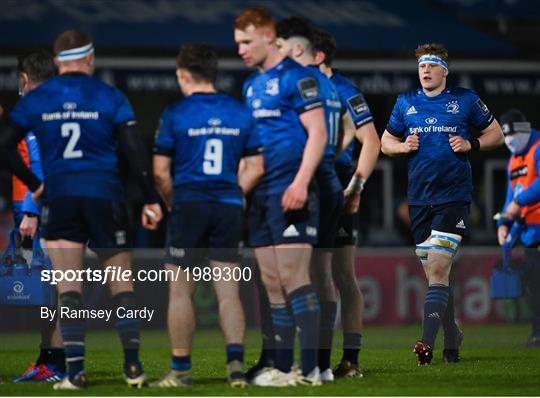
left=331, top=71, right=357, bottom=89
left=219, top=93, right=251, bottom=113
left=279, top=57, right=316, bottom=81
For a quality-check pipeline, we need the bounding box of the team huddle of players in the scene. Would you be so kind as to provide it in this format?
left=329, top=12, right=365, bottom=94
left=0, top=6, right=505, bottom=390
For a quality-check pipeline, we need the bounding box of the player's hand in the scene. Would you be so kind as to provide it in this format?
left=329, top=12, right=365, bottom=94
left=282, top=182, right=307, bottom=211
left=19, top=215, right=38, bottom=239
left=343, top=190, right=361, bottom=214
left=505, top=199, right=521, bottom=219
left=401, top=133, right=419, bottom=153
left=31, top=183, right=44, bottom=201
left=141, top=203, right=163, bottom=230
left=449, top=134, right=471, bottom=152
left=497, top=225, right=509, bottom=246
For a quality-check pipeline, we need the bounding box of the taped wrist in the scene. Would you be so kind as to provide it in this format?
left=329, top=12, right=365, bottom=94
left=346, top=175, right=366, bottom=194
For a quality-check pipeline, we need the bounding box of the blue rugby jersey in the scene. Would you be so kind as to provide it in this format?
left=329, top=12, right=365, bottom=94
left=243, top=57, right=323, bottom=195
left=331, top=72, right=374, bottom=173
left=154, top=92, right=262, bottom=206
left=307, top=65, right=342, bottom=195
left=387, top=87, right=493, bottom=205
left=9, top=72, right=135, bottom=201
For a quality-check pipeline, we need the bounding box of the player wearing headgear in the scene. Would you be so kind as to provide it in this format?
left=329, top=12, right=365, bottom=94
left=10, top=50, right=66, bottom=383
left=313, top=29, right=380, bottom=378
left=0, top=30, right=162, bottom=389
left=381, top=43, right=504, bottom=365
left=497, top=109, right=540, bottom=348
left=151, top=43, right=264, bottom=388
left=234, top=7, right=327, bottom=386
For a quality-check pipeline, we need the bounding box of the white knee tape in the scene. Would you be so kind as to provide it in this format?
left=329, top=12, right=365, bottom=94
left=415, top=238, right=431, bottom=265
left=428, top=230, right=462, bottom=258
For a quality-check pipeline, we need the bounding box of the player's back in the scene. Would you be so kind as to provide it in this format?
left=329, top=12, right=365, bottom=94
left=243, top=57, right=323, bottom=196
left=155, top=93, right=256, bottom=206
left=10, top=73, right=134, bottom=201
left=307, top=65, right=342, bottom=195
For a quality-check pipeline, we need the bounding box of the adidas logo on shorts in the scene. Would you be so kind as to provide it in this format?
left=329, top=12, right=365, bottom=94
left=406, top=106, right=417, bottom=115
left=337, top=227, right=349, bottom=237
left=455, top=219, right=466, bottom=229
left=282, top=225, right=300, bottom=238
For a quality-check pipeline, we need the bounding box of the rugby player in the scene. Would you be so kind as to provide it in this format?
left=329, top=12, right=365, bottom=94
left=151, top=44, right=264, bottom=388
left=9, top=50, right=66, bottom=383
left=0, top=30, right=162, bottom=388
left=234, top=7, right=327, bottom=386
left=314, top=29, right=380, bottom=377
left=381, top=43, right=504, bottom=365
left=275, top=17, right=356, bottom=382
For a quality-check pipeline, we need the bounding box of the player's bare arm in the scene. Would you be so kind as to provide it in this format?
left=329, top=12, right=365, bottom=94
left=449, top=120, right=504, bottom=152
left=336, top=110, right=356, bottom=156
left=238, top=154, right=264, bottom=195
left=282, top=107, right=327, bottom=211
left=344, top=121, right=380, bottom=214
left=153, top=154, right=173, bottom=210
left=381, top=130, right=419, bottom=156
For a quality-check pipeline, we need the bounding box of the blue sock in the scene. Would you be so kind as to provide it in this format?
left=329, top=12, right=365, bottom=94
left=318, top=301, right=337, bottom=371
left=442, top=287, right=460, bottom=349
left=171, top=355, right=191, bottom=372
left=226, top=344, right=244, bottom=364
left=422, top=284, right=449, bottom=347
left=59, top=292, right=85, bottom=379
left=289, top=285, right=320, bottom=376
left=113, top=292, right=141, bottom=367
left=270, top=304, right=295, bottom=373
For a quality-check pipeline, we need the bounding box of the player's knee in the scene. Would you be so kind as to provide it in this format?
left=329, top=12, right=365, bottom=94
left=59, top=291, right=83, bottom=312
left=428, top=230, right=462, bottom=260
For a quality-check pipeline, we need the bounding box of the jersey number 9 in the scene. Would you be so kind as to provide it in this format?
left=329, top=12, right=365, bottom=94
left=203, top=138, right=223, bottom=175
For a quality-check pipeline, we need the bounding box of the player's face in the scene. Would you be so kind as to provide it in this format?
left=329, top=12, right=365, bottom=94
left=234, top=25, right=269, bottom=68
left=418, top=62, right=447, bottom=91
left=276, top=37, right=293, bottom=57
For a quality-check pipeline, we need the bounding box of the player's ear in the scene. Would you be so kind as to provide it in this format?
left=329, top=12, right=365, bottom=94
left=443, top=67, right=449, bottom=78
left=262, top=28, right=274, bottom=45
left=314, top=51, right=325, bottom=66
left=293, top=42, right=303, bottom=58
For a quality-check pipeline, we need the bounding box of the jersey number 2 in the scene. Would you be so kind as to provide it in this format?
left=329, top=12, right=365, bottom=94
left=203, top=138, right=223, bottom=175
left=61, top=122, right=83, bottom=159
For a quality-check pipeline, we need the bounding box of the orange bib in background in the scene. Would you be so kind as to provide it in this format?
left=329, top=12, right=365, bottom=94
left=509, top=139, right=540, bottom=224
left=12, top=139, right=30, bottom=202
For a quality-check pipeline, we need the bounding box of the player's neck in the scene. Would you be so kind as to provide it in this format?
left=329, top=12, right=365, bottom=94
left=58, top=59, right=93, bottom=76
left=185, top=83, right=216, bottom=96
left=319, top=64, right=333, bottom=78
left=260, top=47, right=285, bottom=72
left=422, top=81, right=446, bottom=97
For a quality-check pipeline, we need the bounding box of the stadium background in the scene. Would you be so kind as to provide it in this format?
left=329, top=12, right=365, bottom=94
left=0, top=0, right=539, bottom=329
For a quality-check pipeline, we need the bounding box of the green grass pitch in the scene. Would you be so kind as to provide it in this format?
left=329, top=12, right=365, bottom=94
left=1, top=325, right=539, bottom=396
